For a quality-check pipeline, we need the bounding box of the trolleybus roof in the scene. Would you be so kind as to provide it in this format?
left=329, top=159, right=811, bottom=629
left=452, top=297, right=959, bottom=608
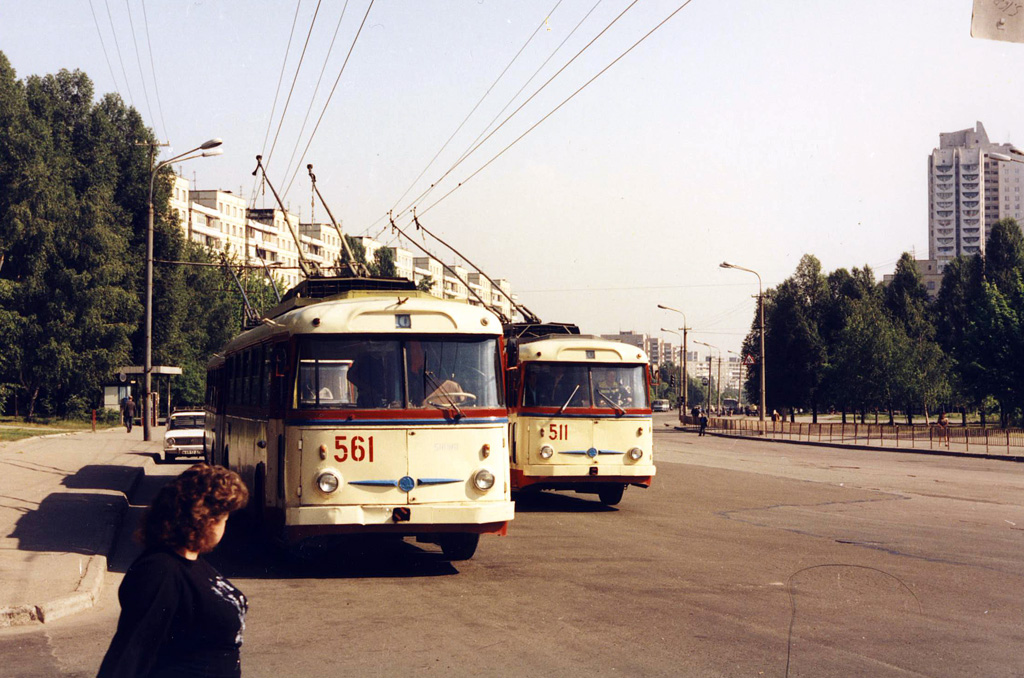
left=517, top=335, right=649, bottom=364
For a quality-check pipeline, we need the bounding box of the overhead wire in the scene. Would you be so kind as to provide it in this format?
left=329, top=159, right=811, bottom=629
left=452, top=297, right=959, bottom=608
left=448, top=0, right=605, bottom=181
left=103, top=0, right=135, bottom=107
left=87, top=0, right=124, bottom=99
left=280, top=0, right=377, bottom=199
left=388, top=0, right=565, bottom=214
left=140, top=0, right=169, bottom=141
left=251, top=0, right=305, bottom=208
left=265, top=0, right=324, bottom=172
left=279, top=0, right=352, bottom=188
left=396, top=0, right=643, bottom=221
left=123, top=0, right=159, bottom=139
left=415, top=0, right=700, bottom=220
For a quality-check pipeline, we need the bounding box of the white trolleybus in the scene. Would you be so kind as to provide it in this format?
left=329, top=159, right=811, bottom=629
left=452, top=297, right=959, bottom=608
left=204, top=278, right=513, bottom=560
left=504, top=324, right=656, bottom=505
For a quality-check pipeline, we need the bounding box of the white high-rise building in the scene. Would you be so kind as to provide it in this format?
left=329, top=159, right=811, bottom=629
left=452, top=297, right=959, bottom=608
left=928, top=121, right=1024, bottom=272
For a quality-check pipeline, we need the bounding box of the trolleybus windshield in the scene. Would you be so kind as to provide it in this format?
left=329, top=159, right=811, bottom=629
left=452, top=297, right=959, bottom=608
left=297, top=336, right=501, bottom=409
left=522, top=363, right=648, bottom=410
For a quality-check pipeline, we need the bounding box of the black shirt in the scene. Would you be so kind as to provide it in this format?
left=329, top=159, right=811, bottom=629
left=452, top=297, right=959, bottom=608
left=98, top=548, right=247, bottom=678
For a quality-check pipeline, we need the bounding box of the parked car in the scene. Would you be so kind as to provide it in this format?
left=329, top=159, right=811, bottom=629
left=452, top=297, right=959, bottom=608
left=162, top=410, right=206, bottom=463
left=652, top=399, right=671, bottom=412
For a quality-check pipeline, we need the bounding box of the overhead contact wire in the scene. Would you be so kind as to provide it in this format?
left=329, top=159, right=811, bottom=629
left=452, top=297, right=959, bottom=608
left=252, top=0, right=304, bottom=207
left=88, top=0, right=123, bottom=99
left=103, top=0, right=135, bottom=107
left=389, top=0, right=565, bottom=214
left=417, top=0, right=699, bottom=219
left=124, top=0, right=158, bottom=137
left=397, top=0, right=642, bottom=220
left=266, top=0, right=324, bottom=171
left=140, top=0, right=170, bottom=142
left=281, top=0, right=376, bottom=199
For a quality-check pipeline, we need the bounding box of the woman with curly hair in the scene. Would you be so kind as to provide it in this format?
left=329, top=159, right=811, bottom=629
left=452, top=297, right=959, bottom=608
left=98, top=463, right=249, bottom=678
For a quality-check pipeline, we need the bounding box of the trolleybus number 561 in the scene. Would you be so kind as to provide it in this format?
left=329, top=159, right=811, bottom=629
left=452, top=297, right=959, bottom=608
left=335, top=435, right=375, bottom=463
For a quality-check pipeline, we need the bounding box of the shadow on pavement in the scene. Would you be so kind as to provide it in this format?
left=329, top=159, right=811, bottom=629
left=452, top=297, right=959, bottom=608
left=62, top=464, right=141, bottom=493
left=209, top=521, right=461, bottom=580
left=512, top=490, right=618, bottom=514
left=9, top=492, right=125, bottom=555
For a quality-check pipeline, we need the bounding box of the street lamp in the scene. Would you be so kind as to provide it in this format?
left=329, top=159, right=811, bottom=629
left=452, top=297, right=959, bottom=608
left=143, top=137, right=223, bottom=441
left=727, top=349, right=744, bottom=412
left=657, top=304, right=689, bottom=415
left=694, top=340, right=721, bottom=413
left=720, top=261, right=765, bottom=422
left=660, top=328, right=684, bottom=412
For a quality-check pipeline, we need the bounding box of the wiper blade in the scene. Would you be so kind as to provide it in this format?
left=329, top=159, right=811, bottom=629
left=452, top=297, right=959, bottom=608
left=596, top=390, right=626, bottom=415
left=558, top=385, right=581, bottom=415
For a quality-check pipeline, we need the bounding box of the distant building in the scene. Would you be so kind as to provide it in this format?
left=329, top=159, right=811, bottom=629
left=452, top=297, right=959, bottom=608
left=928, top=121, right=1024, bottom=271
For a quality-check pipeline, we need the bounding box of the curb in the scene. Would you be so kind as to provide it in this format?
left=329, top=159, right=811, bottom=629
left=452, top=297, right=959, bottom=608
left=0, top=465, right=145, bottom=628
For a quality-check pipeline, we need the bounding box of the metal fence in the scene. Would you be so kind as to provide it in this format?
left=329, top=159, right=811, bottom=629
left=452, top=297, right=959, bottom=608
left=684, top=417, right=1024, bottom=457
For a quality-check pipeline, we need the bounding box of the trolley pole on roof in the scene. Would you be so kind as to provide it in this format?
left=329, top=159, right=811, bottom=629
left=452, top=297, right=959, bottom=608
left=252, top=155, right=318, bottom=280
left=307, top=164, right=369, bottom=277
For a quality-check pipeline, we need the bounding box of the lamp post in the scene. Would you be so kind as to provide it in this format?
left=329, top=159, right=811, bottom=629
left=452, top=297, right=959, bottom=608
left=657, top=304, right=689, bottom=415
left=142, top=137, right=223, bottom=441
left=660, top=328, right=683, bottom=412
left=727, top=349, right=743, bottom=412
left=720, top=262, right=765, bottom=422
left=695, top=340, right=720, bottom=413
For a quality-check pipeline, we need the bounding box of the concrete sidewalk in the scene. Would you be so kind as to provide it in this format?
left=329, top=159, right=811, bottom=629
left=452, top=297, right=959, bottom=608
left=0, top=427, right=160, bottom=627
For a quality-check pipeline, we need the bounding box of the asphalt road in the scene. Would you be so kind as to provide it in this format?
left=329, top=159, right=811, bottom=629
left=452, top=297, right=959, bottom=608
left=3, top=417, right=1022, bottom=677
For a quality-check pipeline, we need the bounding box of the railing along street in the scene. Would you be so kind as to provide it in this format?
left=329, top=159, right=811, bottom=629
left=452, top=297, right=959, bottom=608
left=682, top=416, right=1024, bottom=457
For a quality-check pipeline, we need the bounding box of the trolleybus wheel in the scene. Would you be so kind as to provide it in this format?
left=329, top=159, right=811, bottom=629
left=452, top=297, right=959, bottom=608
left=598, top=484, right=625, bottom=506
left=439, top=533, right=479, bottom=561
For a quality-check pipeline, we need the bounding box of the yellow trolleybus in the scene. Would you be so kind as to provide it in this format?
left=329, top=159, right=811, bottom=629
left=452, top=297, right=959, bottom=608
left=506, top=330, right=655, bottom=505
left=204, top=278, right=513, bottom=560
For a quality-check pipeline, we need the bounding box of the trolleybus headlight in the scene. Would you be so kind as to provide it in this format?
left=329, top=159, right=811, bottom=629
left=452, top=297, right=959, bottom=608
left=316, top=470, right=341, bottom=494
left=628, top=447, right=643, bottom=461
left=473, top=469, right=495, bottom=491
left=539, top=445, right=554, bottom=460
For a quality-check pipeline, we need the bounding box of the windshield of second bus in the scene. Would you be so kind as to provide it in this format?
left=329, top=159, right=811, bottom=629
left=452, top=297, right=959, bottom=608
left=522, top=363, right=648, bottom=410
left=297, top=337, right=500, bottom=409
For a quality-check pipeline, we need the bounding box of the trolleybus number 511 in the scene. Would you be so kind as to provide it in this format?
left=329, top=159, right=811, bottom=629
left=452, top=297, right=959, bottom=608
left=335, top=435, right=375, bottom=463
left=547, top=424, right=569, bottom=440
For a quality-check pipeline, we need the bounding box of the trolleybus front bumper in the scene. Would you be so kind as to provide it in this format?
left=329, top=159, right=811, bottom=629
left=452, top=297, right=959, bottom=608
left=512, top=464, right=655, bottom=490
left=285, top=500, right=513, bottom=539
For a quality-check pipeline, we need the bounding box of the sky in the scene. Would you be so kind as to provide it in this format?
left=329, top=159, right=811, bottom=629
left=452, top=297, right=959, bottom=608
left=2, top=0, right=1023, bottom=359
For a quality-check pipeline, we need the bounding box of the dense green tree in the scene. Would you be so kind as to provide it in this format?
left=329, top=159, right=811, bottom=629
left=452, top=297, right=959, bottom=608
left=369, top=246, right=397, bottom=278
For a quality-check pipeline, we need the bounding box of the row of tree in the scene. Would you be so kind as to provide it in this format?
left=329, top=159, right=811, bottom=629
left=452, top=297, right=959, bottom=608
left=0, top=55, right=248, bottom=419
left=741, top=221, right=1024, bottom=426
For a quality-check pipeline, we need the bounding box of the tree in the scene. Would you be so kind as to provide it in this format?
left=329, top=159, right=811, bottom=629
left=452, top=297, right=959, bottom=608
left=369, top=246, right=396, bottom=278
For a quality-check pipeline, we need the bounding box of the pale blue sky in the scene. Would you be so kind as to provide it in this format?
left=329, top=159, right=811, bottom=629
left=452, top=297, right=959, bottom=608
left=2, top=1, right=1022, bottom=357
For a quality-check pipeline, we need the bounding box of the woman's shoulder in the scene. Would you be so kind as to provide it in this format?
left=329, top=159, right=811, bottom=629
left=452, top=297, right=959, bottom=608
left=126, top=548, right=192, bottom=579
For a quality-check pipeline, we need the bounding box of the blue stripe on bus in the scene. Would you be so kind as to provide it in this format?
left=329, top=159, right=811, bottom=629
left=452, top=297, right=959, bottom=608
left=417, top=478, right=462, bottom=485
left=289, top=417, right=509, bottom=427
left=347, top=477, right=461, bottom=490
left=349, top=479, right=399, bottom=487
left=559, top=449, right=627, bottom=457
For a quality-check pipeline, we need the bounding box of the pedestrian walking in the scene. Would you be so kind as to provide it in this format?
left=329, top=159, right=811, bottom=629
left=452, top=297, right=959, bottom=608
left=97, top=463, right=249, bottom=678
left=698, top=410, right=708, bottom=436
left=123, top=396, right=136, bottom=433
